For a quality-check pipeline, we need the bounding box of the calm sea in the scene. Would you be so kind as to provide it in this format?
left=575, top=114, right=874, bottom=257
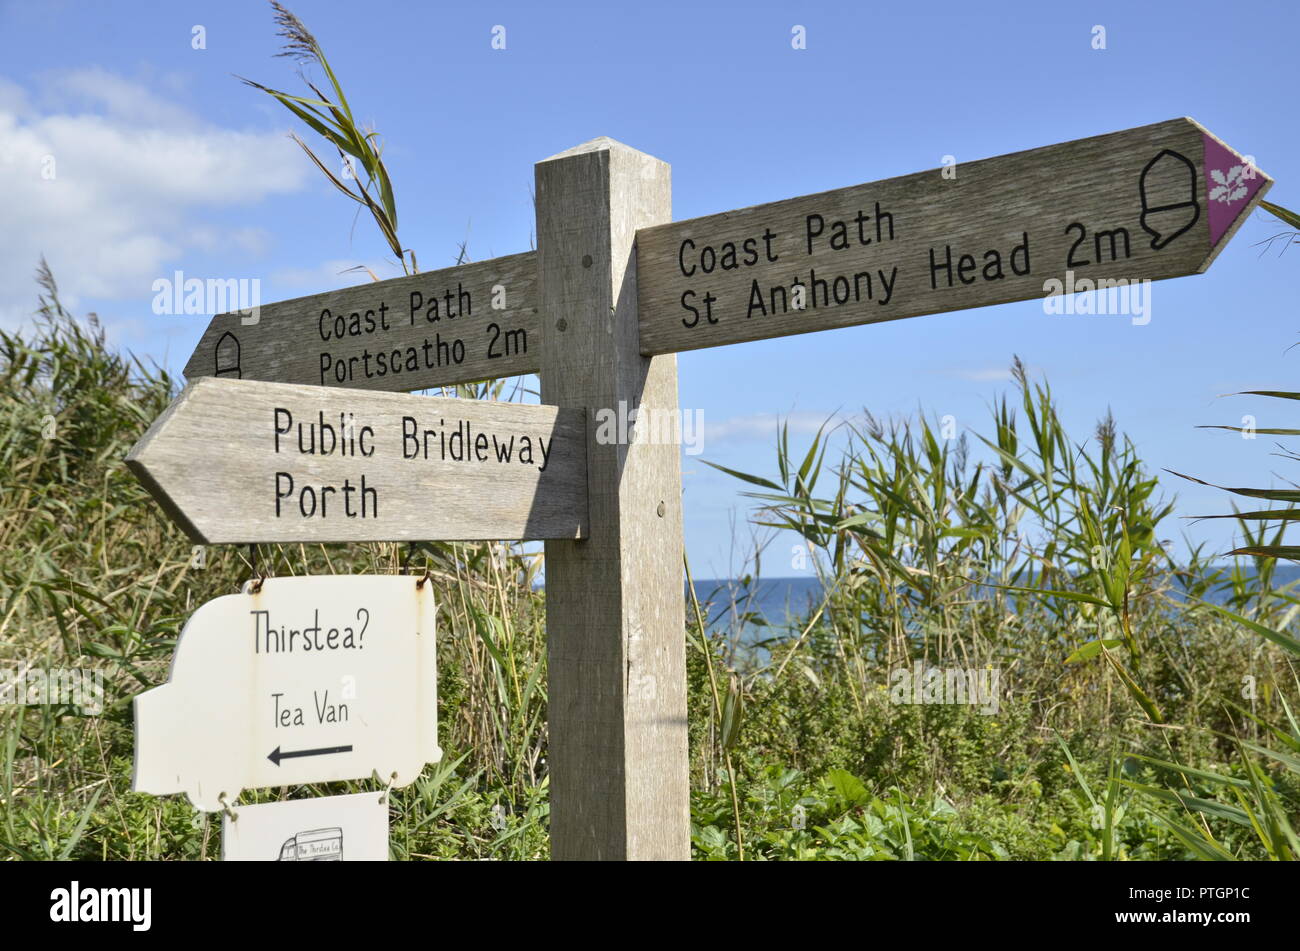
left=688, top=564, right=1300, bottom=640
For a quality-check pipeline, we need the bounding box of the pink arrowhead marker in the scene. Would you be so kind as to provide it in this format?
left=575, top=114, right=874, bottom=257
left=1204, top=134, right=1268, bottom=248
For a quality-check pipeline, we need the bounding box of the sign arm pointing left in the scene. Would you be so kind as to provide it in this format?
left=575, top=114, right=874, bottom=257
left=126, top=386, right=209, bottom=542
left=127, top=377, right=588, bottom=545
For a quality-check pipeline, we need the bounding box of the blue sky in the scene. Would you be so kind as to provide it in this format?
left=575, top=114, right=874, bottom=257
left=4, top=0, right=1299, bottom=578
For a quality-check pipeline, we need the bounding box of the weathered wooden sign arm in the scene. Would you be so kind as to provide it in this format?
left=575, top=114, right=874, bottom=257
left=634, top=117, right=1271, bottom=355
left=126, top=377, right=588, bottom=544
left=185, top=252, right=539, bottom=391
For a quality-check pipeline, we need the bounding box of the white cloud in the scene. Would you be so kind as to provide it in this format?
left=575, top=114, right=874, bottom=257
left=44, top=66, right=198, bottom=130
left=0, top=68, right=307, bottom=328
left=705, top=410, right=843, bottom=444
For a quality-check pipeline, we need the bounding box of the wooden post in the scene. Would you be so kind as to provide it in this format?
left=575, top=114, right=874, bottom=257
left=535, top=138, right=688, bottom=860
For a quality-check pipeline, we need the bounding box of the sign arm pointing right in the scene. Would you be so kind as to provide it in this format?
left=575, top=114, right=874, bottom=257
left=633, top=117, right=1271, bottom=356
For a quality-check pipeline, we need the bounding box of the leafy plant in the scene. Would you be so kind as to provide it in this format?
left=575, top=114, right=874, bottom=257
left=240, top=2, right=413, bottom=273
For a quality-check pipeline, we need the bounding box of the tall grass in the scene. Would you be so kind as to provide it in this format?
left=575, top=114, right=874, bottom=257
left=1, top=275, right=1295, bottom=859
left=703, top=355, right=1298, bottom=858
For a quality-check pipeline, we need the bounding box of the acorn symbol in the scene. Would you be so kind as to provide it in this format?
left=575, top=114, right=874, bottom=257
left=1138, top=149, right=1200, bottom=251
left=214, top=331, right=241, bottom=379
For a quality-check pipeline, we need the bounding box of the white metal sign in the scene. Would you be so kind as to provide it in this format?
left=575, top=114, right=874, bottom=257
left=133, top=575, right=440, bottom=812
left=222, top=792, right=389, bottom=861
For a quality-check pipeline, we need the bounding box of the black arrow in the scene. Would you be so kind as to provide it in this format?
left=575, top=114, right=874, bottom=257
left=267, top=744, right=353, bottom=766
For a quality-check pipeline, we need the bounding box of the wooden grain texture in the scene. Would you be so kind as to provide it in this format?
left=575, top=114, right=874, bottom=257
left=637, top=118, right=1272, bottom=355
left=184, top=252, right=538, bottom=391
left=126, top=376, right=586, bottom=544
left=536, top=139, right=689, bottom=860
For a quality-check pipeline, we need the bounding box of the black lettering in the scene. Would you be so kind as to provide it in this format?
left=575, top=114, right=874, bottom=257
left=1094, top=227, right=1130, bottom=262
left=361, top=475, right=377, bottom=517
left=275, top=472, right=293, bottom=516
left=811, top=269, right=829, bottom=307
left=929, top=245, right=953, bottom=289
left=830, top=220, right=849, bottom=251
left=875, top=203, right=894, bottom=242
left=678, top=238, right=696, bottom=277
left=1066, top=222, right=1089, bottom=267
left=769, top=284, right=787, bottom=314
left=854, top=209, right=872, bottom=246
left=680, top=290, right=700, bottom=328
left=402, top=416, right=417, bottom=458
left=720, top=242, right=738, bottom=270
left=1011, top=232, right=1031, bottom=275
left=982, top=249, right=1005, bottom=281
left=805, top=214, right=824, bottom=255
left=853, top=271, right=872, bottom=301
left=274, top=408, right=292, bottom=452
left=957, top=254, right=978, bottom=285
left=878, top=267, right=897, bottom=305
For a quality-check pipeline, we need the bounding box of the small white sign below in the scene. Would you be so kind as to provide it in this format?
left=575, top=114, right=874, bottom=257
left=222, top=792, right=389, bottom=861
left=133, top=575, right=440, bottom=812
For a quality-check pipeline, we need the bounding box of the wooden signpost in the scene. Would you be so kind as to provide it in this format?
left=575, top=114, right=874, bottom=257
left=534, top=139, right=688, bottom=860
left=134, top=117, right=1271, bottom=861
